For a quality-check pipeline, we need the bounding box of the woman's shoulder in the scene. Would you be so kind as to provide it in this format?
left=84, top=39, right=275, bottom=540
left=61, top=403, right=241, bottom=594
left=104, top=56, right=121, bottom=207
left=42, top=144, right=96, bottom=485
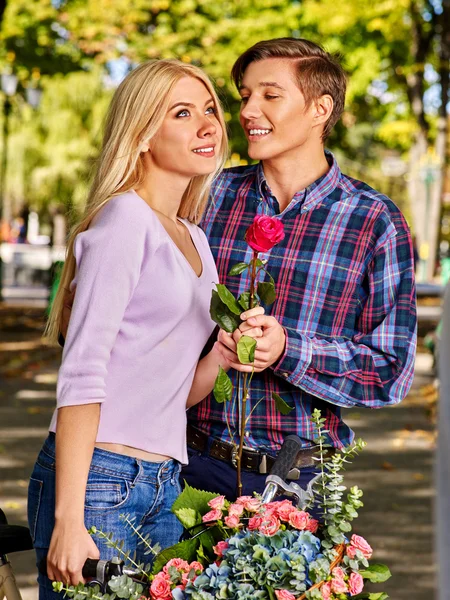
left=96, top=190, right=152, bottom=226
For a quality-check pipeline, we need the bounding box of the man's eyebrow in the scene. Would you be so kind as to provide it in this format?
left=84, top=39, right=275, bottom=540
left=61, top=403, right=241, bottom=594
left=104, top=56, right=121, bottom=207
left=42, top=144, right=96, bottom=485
left=169, top=98, right=215, bottom=110
left=239, top=82, right=286, bottom=91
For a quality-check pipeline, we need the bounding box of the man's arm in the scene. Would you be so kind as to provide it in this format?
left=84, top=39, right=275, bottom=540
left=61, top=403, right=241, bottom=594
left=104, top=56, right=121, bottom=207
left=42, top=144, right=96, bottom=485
left=221, top=230, right=417, bottom=409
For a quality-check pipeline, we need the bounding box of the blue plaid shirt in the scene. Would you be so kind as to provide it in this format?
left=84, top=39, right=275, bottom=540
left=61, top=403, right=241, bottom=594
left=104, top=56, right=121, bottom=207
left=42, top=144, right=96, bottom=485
left=187, top=151, right=417, bottom=451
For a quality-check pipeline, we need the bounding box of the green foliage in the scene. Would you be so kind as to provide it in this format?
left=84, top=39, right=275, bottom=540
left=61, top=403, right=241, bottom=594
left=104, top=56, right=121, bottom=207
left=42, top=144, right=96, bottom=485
left=215, top=283, right=242, bottom=315
left=359, top=564, right=392, bottom=583
left=236, top=334, right=256, bottom=364
left=213, top=366, right=233, bottom=403
left=210, top=288, right=241, bottom=333
left=172, top=482, right=220, bottom=517
left=228, top=262, right=249, bottom=276
left=257, top=281, right=276, bottom=305
left=272, top=392, right=294, bottom=415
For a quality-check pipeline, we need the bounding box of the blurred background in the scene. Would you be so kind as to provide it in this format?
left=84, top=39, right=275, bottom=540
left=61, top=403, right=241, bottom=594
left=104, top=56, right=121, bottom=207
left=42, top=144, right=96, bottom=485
left=0, top=1, right=449, bottom=599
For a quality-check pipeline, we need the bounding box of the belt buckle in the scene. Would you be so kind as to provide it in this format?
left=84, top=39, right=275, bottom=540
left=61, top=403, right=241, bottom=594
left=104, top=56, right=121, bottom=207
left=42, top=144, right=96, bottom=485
left=231, top=447, right=238, bottom=468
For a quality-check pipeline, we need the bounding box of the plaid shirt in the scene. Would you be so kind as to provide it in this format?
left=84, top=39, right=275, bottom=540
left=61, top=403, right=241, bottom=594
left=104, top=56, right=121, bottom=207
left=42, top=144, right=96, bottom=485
left=187, top=152, right=417, bottom=452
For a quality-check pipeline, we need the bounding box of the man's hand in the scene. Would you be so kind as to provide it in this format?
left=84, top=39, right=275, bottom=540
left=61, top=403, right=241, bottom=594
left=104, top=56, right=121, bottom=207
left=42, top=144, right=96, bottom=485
left=216, top=309, right=286, bottom=373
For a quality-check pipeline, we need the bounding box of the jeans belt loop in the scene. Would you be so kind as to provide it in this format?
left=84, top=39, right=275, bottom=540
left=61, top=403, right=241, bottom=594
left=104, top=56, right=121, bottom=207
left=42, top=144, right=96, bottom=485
left=130, top=459, right=142, bottom=488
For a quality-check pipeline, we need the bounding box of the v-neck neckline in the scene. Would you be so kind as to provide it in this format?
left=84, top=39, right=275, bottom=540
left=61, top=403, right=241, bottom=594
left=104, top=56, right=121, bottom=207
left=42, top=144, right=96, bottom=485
left=131, top=189, right=204, bottom=279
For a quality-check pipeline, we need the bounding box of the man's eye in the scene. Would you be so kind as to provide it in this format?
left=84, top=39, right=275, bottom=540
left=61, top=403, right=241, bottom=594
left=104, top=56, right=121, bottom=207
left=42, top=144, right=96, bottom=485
left=176, top=109, right=190, bottom=118
left=240, top=97, right=249, bottom=104
left=265, top=95, right=279, bottom=100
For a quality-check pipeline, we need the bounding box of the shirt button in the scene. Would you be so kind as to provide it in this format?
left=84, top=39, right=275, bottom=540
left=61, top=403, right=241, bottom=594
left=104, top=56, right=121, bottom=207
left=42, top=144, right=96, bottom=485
left=283, top=372, right=289, bottom=378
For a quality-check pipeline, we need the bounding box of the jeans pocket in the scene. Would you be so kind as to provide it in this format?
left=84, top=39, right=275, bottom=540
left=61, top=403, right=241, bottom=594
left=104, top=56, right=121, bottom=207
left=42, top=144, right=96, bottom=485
left=27, top=477, right=43, bottom=544
left=84, top=480, right=130, bottom=510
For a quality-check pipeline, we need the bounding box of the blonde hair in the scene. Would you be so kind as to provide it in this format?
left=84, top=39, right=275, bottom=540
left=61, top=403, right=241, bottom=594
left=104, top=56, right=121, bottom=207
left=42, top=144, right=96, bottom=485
left=45, top=59, right=228, bottom=343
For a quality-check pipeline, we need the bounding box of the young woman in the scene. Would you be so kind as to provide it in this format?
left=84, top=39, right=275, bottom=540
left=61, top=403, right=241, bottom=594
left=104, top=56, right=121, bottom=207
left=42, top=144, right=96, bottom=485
left=27, top=59, right=232, bottom=599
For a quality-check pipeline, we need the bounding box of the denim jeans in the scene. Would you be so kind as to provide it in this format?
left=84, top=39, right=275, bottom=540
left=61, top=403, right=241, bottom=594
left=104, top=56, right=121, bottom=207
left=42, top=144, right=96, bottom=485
left=28, top=434, right=183, bottom=600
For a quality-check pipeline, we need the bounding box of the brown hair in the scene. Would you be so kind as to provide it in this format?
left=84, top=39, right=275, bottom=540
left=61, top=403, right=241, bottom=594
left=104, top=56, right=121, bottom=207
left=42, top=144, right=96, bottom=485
left=231, top=38, right=347, bottom=140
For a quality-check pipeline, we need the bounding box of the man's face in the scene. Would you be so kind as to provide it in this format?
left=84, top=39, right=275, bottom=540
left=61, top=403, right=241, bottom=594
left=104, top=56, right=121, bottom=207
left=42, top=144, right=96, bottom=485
left=239, top=58, right=320, bottom=161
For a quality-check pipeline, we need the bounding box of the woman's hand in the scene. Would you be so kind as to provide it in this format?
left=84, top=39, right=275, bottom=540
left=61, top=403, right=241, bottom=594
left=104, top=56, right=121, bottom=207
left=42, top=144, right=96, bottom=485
left=46, top=521, right=100, bottom=585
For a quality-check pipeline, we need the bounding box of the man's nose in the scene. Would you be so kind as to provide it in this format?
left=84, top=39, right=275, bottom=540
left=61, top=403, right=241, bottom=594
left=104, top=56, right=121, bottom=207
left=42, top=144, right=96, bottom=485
left=240, top=96, right=262, bottom=120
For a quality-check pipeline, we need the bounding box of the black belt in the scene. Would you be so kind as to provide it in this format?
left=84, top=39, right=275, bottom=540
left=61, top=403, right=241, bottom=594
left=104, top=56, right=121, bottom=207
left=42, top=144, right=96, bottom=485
left=187, top=424, right=327, bottom=475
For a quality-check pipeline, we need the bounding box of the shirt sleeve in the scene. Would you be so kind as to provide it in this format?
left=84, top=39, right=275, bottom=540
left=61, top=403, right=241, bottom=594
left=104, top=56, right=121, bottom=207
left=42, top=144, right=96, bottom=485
left=56, top=196, right=150, bottom=408
left=272, top=228, right=417, bottom=409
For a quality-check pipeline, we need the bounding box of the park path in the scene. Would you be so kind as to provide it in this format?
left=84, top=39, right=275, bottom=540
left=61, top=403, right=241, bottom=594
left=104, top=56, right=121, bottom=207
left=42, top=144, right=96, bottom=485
left=0, top=305, right=437, bottom=600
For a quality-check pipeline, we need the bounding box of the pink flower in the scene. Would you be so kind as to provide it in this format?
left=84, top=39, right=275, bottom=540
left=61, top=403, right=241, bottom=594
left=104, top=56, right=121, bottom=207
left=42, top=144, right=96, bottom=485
left=350, top=534, right=373, bottom=559
left=259, top=514, right=281, bottom=536
left=150, top=573, right=172, bottom=600
left=274, top=590, right=296, bottom=600
left=348, top=572, right=364, bottom=596
left=288, top=510, right=310, bottom=530
left=228, top=503, right=245, bottom=517
left=243, top=498, right=262, bottom=512
left=202, top=509, right=222, bottom=523
left=164, top=558, right=190, bottom=573
left=305, top=518, right=319, bottom=534
left=189, top=561, right=203, bottom=574
left=224, top=514, right=241, bottom=528
left=213, top=541, right=229, bottom=557
left=208, top=495, right=226, bottom=510
left=274, top=500, right=296, bottom=522
left=245, top=215, right=285, bottom=253
left=331, top=577, right=348, bottom=595
left=346, top=545, right=357, bottom=560
left=236, top=495, right=252, bottom=505
left=332, top=567, right=346, bottom=580
left=320, top=581, right=332, bottom=600
left=248, top=515, right=264, bottom=530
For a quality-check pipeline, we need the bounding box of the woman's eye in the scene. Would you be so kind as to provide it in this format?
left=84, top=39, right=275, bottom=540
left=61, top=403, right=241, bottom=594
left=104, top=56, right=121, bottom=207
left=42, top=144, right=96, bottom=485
left=176, top=109, right=190, bottom=118
left=206, top=106, right=217, bottom=115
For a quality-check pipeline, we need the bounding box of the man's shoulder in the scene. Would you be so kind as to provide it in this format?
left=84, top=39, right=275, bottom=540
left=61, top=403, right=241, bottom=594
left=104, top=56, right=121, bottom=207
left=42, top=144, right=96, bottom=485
left=338, top=173, right=410, bottom=236
left=211, top=164, right=258, bottom=192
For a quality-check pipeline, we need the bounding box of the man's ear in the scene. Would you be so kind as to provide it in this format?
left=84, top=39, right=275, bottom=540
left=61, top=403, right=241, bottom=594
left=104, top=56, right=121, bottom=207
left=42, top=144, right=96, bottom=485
left=313, top=94, right=334, bottom=126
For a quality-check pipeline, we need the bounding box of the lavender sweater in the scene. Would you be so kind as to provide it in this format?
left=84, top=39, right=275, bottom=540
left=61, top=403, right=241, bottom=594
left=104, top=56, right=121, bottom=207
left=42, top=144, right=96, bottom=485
left=49, top=191, right=218, bottom=464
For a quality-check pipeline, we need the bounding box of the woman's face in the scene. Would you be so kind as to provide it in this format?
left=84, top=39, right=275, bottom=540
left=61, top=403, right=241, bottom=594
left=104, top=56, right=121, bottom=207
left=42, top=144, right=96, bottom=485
left=147, top=76, right=223, bottom=179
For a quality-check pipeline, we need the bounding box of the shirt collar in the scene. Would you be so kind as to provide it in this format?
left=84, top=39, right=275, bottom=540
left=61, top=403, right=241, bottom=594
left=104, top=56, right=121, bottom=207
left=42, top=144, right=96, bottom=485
left=255, top=150, right=341, bottom=212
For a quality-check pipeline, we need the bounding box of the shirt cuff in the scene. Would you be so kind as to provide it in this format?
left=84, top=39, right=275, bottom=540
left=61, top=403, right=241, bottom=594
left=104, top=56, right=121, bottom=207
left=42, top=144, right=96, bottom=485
left=272, top=329, right=313, bottom=385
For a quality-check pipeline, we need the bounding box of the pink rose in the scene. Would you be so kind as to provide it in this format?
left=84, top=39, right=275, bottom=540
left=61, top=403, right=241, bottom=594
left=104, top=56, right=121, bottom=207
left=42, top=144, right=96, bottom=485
left=208, top=495, right=226, bottom=510
left=164, top=558, right=190, bottom=573
left=236, top=495, right=252, bottom=505
left=332, top=567, right=346, bottom=580
left=245, top=215, right=285, bottom=253
left=189, top=561, right=203, bottom=574
left=274, top=590, right=296, bottom=600
left=259, top=514, right=281, bottom=536
left=348, top=572, right=364, bottom=596
left=150, top=573, right=172, bottom=599
left=248, top=515, right=264, bottom=530
left=244, top=498, right=262, bottom=512
left=202, top=509, right=222, bottom=523
left=228, top=503, right=245, bottom=516
left=274, top=500, right=296, bottom=522
left=305, top=518, right=319, bottom=534
left=225, top=514, right=241, bottom=528
left=213, top=540, right=229, bottom=557
left=350, top=534, right=373, bottom=559
left=320, top=581, right=332, bottom=600
left=331, top=577, right=348, bottom=594
left=346, top=545, right=357, bottom=559
left=288, top=510, right=310, bottom=530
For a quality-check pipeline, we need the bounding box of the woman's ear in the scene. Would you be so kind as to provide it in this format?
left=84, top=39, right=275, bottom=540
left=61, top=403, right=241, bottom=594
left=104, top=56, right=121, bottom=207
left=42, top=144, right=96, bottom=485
left=140, top=142, right=150, bottom=153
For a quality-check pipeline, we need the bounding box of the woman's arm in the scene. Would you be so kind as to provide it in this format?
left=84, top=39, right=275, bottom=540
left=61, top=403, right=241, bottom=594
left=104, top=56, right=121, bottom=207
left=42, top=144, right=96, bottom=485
left=46, top=404, right=101, bottom=585
left=186, top=342, right=230, bottom=408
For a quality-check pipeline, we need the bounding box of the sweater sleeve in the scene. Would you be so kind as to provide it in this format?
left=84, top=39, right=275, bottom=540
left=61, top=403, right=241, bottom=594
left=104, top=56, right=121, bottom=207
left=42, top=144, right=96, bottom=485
left=56, top=194, right=150, bottom=408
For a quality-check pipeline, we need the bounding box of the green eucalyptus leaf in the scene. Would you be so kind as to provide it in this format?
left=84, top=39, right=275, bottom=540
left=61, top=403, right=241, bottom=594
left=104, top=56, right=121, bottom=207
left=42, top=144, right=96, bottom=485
left=272, top=392, right=294, bottom=415
left=216, top=284, right=241, bottom=315
left=238, top=291, right=251, bottom=310
left=257, top=281, right=276, bottom=305
left=359, top=564, right=392, bottom=583
left=228, top=262, right=249, bottom=276
left=213, top=366, right=233, bottom=403
left=237, top=335, right=257, bottom=364
left=210, top=289, right=241, bottom=333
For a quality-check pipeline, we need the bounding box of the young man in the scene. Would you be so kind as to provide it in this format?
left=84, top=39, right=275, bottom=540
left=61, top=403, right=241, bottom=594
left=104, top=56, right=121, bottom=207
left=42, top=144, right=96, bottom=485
left=182, top=38, right=417, bottom=497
